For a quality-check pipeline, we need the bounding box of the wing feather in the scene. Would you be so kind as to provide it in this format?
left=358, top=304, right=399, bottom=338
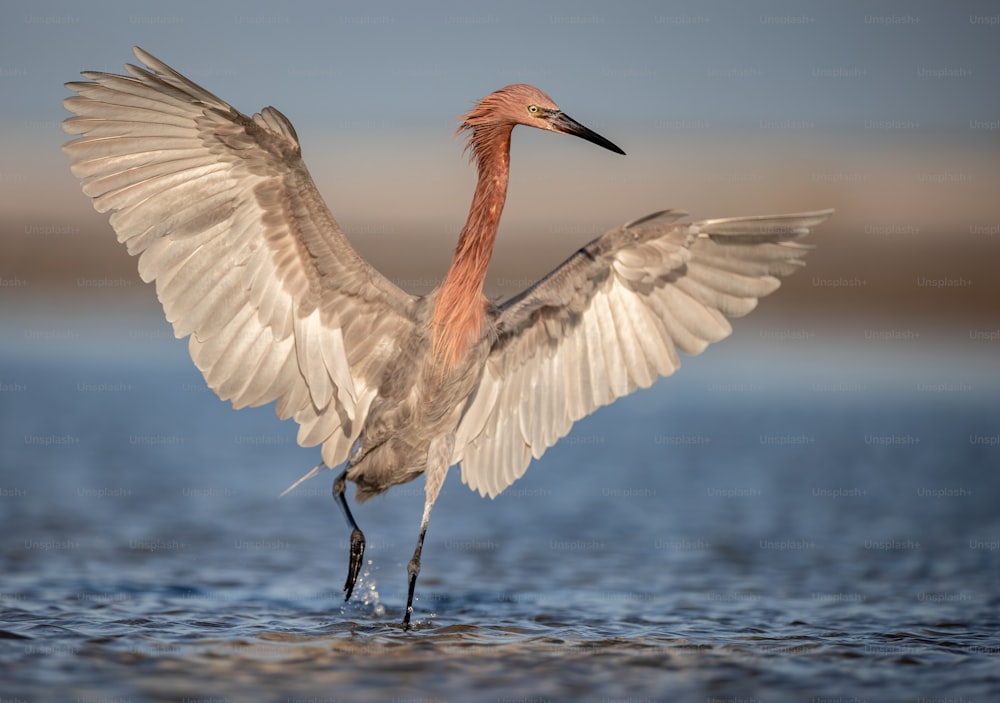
left=455, top=209, right=832, bottom=497
left=63, top=47, right=417, bottom=473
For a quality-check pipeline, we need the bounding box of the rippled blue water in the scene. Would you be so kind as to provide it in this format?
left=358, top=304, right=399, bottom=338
left=1, top=312, right=999, bottom=701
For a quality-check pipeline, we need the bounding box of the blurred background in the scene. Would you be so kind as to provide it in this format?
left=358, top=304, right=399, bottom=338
left=2, top=2, right=999, bottom=699
left=2, top=0, right=998, bottom=322
left=3, top=0, right=999, bottom=567
left=2, top=1, right=999, bottom=531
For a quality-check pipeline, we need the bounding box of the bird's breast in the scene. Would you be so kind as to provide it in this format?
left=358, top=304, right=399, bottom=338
left=346, top=322, right=490, bottom=499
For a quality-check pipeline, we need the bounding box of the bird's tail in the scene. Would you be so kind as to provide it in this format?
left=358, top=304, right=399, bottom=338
left=278, top=461, right=329, bottom=497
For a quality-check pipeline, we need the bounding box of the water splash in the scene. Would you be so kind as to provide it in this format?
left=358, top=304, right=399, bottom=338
left=341, top=559, right=384, bottom=618
left=359, top=561, right=385, bottom=617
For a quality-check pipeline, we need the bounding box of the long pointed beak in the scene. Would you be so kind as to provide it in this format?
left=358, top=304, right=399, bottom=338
left=551, top=112, right=625, bottom=155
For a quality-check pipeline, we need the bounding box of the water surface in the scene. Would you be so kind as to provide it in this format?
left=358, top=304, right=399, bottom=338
left=1, top=315, right=998, bottom=701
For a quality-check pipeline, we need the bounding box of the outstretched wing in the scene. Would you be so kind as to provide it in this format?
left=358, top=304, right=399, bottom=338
left=453, top=209, right=833, bottom=497
left=62, top=47, right=417, bottom=469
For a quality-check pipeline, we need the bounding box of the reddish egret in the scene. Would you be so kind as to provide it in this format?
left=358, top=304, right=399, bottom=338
left=63, top=47, right=832, bottom=628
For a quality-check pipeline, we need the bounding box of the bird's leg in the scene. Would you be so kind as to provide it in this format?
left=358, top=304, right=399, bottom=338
left=333, top=471, right=365, bottom=601
left=403, top=520, right=429, bottom=630
left=402, top=456, right=448, bottom=630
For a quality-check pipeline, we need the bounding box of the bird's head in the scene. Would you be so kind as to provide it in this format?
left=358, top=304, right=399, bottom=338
left=458, top=83, right=625, bottom=157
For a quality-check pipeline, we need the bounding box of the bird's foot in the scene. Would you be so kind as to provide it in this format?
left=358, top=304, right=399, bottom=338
left=343, top=527, right=365, bottom=601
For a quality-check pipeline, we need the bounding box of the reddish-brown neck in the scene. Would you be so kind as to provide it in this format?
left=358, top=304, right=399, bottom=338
left=431, top=124, right=513, bottom=368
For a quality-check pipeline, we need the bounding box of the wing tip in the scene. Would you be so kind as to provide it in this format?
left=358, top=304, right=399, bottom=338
left=624, top=209, right=690, bottom=229
left=131, top=45, right=155, bottom=67
left=694, top=208, right=834, bottom=239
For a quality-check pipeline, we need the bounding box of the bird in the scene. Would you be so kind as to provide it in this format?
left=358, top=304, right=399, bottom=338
left=63, top=47, right=832, bottom=629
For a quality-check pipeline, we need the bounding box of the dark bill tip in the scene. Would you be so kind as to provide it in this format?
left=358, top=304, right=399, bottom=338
left=551, top=112, right=626, bottom=155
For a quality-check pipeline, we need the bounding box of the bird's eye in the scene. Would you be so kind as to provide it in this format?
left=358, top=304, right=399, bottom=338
left=526, top=104, right=540, bottom=115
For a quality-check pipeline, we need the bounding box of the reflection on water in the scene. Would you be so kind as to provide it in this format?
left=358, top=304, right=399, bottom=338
left=1, top=319, right=998, bottom=700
